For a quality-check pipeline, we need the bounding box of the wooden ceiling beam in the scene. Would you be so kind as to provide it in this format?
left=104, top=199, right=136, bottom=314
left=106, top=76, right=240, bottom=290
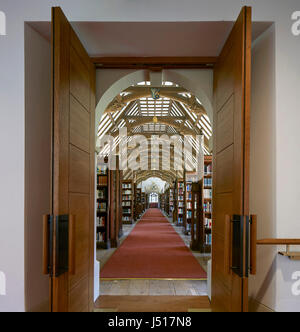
left=92, top=57, right=217, bottom=69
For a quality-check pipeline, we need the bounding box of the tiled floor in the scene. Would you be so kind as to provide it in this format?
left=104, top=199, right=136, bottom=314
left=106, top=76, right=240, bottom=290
left=97, top=210, right=211, bottom=297
left=100, top=279, right=207, bottom=296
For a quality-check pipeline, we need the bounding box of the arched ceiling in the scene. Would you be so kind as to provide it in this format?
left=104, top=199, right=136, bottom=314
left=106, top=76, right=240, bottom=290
left=97, top=81, right=212, bottom=183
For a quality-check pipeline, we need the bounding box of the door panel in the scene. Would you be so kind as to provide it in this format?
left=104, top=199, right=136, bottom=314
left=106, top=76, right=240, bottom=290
left=212, top=6, right=251, bottom=312
left=51, top=7, right=95, bottom=312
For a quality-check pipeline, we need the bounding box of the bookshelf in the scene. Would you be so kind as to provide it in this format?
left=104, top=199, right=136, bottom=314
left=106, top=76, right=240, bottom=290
left=160, top=193, right=166, bottom=212
left=122, top=180, right=134, bottom=224
left=172, top=180, right=178, bottom=223
left=190, top=181, right=203, bottom=251
left=177, top=179, right=185, bottom=227
left=165, top=190, right=170, bottom=215
left=203, top=155, right=213, bottom=252
left=185, top=181, right=193, bottom=235
left=96, top=161, right=110, bottom=249
left=169, top=186, right=174, bottom=217
left=141, top=192, right=146, bottom=212
left=134, top=187, right=143, bottom=220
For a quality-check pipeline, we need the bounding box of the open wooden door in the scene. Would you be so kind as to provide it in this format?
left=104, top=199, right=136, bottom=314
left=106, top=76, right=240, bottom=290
left=50, top=7, right=96, bottom=312
left=212, top=6, right=251, bottom=312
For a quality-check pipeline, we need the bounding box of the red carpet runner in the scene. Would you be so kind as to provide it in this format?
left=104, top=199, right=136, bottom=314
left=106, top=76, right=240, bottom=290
left=101, top=209, right=207, bottom=279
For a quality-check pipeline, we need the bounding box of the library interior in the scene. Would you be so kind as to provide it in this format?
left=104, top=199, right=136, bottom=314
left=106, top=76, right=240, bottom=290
left=20, top=5, right=300, bottom=313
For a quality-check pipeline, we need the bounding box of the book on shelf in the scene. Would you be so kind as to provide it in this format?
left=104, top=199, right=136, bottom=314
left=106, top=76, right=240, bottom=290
left=97, top=202, right=107, bottom=212
left=203, top=189, right=212, bottom=199
left=205, top=234, right=212, bottom=245
left=96, top=232, right=105, bottom=243
left=187, top=202, right=192, bottom=210
left=122, top=183, right=132, bottom=189
left=204, top=217, right=212, bottom=229
left=97, top=165, right=108, bottom=175
left=97, top=176, right=108, bottom=186
left=204, top=163, right=212, bottom=175
left=204, top=201, right=212, bottom=213
left=187, top=210, right=192, bottom=219
left=96, top=216, right=106, bottom=227
left=204, top=177, right=212, bottom=187
left=97, top=189, right=106, bottom=199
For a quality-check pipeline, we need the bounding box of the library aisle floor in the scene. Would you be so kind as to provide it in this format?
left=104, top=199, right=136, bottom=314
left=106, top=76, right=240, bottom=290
left=101, top=209, right=207, bottom=279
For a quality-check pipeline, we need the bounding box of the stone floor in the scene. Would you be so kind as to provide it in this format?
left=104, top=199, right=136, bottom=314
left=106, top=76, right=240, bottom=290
left=97, top=210, right=211, bottom=297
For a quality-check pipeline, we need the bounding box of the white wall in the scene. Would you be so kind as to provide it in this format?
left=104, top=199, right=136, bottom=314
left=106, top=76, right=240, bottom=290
left=1, top=0, right=300, bottom=312
left=24, top=24, right=51, bottom=312
left=249, top=24, right=277, bottom=312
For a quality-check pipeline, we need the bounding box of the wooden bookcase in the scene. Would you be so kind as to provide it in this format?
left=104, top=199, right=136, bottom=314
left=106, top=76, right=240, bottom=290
left=141, top=192, right=146, bottom=211
left=134, top=187, right=143, bottom=220
left=177, top=179, right=185, bottom=227
left=96, top=161, right=110, bottom=249
left=185, top=181, right=193, bottom=235
left=190, top=181, right=204, bottom=251
left=122, top=180, right=134, bottom=224
left=165, top=190, right=170, bottom=215
left=169, top=185, right=174, bottom=217
left=172, top=180, right=178, bottom=223
left=203, top=155, right=213, bottom=252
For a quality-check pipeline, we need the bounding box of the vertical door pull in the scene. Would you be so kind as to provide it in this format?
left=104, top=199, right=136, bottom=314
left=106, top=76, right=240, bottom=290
left=250, top=215, right=257, bottom=275
left=43, top=215, right=54, bottom=275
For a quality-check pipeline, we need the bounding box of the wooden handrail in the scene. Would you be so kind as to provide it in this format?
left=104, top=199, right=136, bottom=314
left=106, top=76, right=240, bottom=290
left=257, top=239, right=300, bottom=245
left=257, top=239, right=300, bottom=260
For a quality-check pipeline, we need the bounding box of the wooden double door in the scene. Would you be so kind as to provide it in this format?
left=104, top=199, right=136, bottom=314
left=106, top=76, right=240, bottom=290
left=48, top=6, right=252, bottom=312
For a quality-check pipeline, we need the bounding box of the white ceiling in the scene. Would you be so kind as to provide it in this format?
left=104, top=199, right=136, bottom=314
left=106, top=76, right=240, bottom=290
left=30, top=21, right=273, bottom=57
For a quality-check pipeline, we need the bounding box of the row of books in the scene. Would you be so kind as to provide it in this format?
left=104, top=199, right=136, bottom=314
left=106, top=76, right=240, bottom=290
left=122, top=216, right=131, bottom=222
left=178, top=182, right=185, bottom=189
left=178, top=189, right=184, bottom=195
left=178, top=208, right=184, bottom=215
left=123, top=208, right=132, bottom=214
left=204, top=189, right=212, bottom=199
left=178, top=217, right=184, bottom=225
left=205, top=234, right=212, bottom=245
left=186, top=193, right=192, bottom=201
left=97, top=202, right=107, bottom=212
left=186, top=184, right=192, bottom=192
left=205, top=218, right=212, bottom=229
left=97, top=175, right=108, bottom=186
left=96, top=232, right=106, bottom=243
left=178, top=201, right=184, bottom=208
left=204, top=202, right=212, bottom=213
left=122, top=201, right=131, bottom=207
left=122, top=183, right=132, bottom=189
left=178, top=195, right=184, bottom=201
left=122, top=195, right=132, bottom=201
left=96, top=216, right=105, bottom=227
left=204, top=164, right=212, bottom=174
left=204, top=177, right=212, bottom=187
left=97, top=189, right=106, bottom=199
left=97, top=165, right=108, bottom=175
left=186, top=202, right=192, bottom=210
left=123, top=190, right=132, bottom=195
left=187, top=210, right=192, bottom=219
